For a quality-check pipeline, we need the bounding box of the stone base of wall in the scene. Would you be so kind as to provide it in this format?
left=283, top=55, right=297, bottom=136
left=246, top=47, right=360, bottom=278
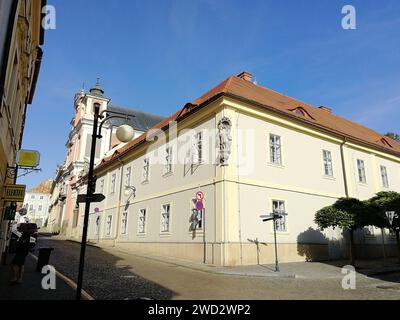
left=225, top=242, right=331, bottom=266
left=354, top=243, right=398, bottom=259
left=115, top=241, right=219, bottom=264
left=107, top=241, right=399, bottom=266
left=61, top=236, right=400, bottom=266
left=111, top=242, right=331, bottom=266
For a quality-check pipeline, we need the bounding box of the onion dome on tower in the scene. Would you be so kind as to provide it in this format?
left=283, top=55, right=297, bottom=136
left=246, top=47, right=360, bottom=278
left=89, top=78, right=105, bottom=97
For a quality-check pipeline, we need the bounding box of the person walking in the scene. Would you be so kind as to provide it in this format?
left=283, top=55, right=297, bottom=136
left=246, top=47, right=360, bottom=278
left=10, top=232, right=31, bottom=284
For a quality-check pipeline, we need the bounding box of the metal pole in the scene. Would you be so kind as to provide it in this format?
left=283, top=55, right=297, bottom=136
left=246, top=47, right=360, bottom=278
left=203, top=208, right=206, bottom=264
left=76, top=103, right=100, bottom=300
left=273, top=216, right=279, bottom=272
left=381, top=228, right=386, bottom=262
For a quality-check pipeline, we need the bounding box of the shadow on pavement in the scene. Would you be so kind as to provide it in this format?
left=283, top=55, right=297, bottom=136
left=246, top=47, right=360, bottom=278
left=36, top=235, right=174, bottom=300
left=296, top=227, right=400, bottom=284
left=0, top=253, right=75, bottom=300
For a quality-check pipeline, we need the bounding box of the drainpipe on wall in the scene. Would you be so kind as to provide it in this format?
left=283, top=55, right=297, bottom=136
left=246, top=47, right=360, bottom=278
left=114, top=157, right=125, bottom=247
left=235, top=112, right=243, bottom=264
left=340, top=137, right=349, bottom=198
left=340, top=136, right=357, bottom=262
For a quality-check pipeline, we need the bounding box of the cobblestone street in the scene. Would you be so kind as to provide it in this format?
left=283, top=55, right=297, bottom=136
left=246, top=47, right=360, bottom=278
left=31, top=235, right=400, bottom=300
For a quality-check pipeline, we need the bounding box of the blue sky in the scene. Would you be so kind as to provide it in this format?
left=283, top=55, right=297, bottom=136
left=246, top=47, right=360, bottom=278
left=20, top=0, right=400, bottom=188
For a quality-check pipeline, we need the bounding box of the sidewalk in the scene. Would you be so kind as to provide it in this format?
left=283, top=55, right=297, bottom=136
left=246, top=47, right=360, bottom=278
left=0, top=252, right=76, bottom=300
left=93, top=242, right=400, bottom=280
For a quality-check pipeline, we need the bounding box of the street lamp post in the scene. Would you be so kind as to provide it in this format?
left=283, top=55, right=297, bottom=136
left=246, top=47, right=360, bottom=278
left=75, top=103, right=134, bottom=300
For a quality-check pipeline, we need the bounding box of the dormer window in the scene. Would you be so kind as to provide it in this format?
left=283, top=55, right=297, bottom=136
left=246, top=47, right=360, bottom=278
left=290, top=106, right=314, bottom=120
left=378, top=138, right=393, bottom=148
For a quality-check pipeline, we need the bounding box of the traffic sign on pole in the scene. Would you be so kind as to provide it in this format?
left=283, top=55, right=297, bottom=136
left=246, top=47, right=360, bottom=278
left=196, top=191, right=204, bottom=201
left=196, top=200, right=204, bottom=210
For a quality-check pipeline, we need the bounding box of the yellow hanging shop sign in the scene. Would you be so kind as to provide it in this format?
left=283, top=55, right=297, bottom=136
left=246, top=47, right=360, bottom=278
left=16, top=149, right=40, bottom=168
left=3, top=184, right=26, bottom=202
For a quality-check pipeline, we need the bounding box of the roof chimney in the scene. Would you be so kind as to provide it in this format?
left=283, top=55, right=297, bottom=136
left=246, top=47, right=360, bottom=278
left=237, top=71, right=253, bottom=82
left=318, top=106, right=332, bottom=113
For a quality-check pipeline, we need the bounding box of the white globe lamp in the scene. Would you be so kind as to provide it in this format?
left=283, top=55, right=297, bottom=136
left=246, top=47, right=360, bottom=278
left=116, top=124, right=134, bottom=143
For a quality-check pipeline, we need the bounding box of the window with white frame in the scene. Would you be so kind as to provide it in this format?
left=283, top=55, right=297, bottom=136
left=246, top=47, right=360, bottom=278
left=125, top=167, right=131, bottom=187
left=121, top=211, right=128, bottom=235
left=272, top=200, right=286, bottom=232
left=29, top=205, right=33, bottom=211
left=106, top=215, right=112, bottom=235
left=161, top=204, right=170, bottom=232
left=40, top=195, right=44, bottom=200
left=143, top=158, right=150, bottom=182
left=192, top=132, right=203, bottom=164
left=380, top=165, right=389, bottom=188
left=99, top=179, right=104, bottom=194
left=322, top=150, right=333, bottom=176
left=165, top=147, right=173, bottom=173
left=110, top=173, right=116, bottom=194
left=38, top=205, right=42, bottom=212
left=357, top=159, right=366, bottom=183
left=138, top=208, right=146, bottom=234
left=269, top=134, right=282, bottom=165
left=191, top=199, right=202, bottom=229
left=95, top=216, right=100, bottom=235
left=365, top=225, right=375, bottom=236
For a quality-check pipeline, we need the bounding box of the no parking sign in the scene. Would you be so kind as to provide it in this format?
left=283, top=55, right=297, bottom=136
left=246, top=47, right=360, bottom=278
left=196, top=191, right=204, bottom=201
left=195, top=191, right=204, bottom=210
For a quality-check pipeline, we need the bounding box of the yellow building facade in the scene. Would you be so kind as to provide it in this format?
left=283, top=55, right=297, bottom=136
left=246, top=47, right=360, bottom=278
left=0, top=0, right=45, bottom=263
left=66, top=72, right=400, bottom=266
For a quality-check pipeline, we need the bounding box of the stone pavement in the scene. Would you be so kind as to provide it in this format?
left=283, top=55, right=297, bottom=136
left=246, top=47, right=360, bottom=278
left=40, top=237, right=400, bottom=299
left=103, top=243, right=400, bottom=280
left=0, top=251, right=76, bottom=300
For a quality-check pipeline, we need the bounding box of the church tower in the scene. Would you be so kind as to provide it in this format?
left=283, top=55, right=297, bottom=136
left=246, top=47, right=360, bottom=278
left=56, top=80, right=165, bottom=236
left=61, top=80, right=113, bottom=236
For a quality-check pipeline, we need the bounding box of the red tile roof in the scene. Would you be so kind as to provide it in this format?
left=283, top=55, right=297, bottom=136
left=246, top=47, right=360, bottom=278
left=190, top=75, right=400, bottom=156
left=95, top=74, right=400, bottom=172
left=29, top=179, right=53, bottom=193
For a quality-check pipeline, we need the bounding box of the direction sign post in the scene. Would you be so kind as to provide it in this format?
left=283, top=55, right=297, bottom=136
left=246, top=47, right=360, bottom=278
left=260, top=212, right=288, bottom=272
left=77, top=193, right=105, bottom=204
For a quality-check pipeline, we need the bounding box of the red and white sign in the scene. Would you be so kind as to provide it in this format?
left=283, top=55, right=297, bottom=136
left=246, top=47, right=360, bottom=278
left=196, top=191, right=204, bottom=201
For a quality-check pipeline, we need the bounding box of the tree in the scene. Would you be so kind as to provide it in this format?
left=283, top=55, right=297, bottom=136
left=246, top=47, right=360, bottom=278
left=384, top=132, right=400, bottom=142
left=368, top=191, right=400, bottom=263
left=315, top=197, right=369, bottom=266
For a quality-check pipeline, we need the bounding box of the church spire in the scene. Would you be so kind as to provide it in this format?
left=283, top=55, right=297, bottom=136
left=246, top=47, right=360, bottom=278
left=89, top=78, right=105, bottom=97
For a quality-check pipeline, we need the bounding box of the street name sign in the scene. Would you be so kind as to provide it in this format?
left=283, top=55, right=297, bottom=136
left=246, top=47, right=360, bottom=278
left=77, top=193, right=105, bottom=203
left=4, top=184, right=26, bottom=201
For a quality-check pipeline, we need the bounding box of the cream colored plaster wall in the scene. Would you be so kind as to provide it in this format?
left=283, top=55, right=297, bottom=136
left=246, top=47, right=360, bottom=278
left=235, top=111, right=346, bottom=198
left=87, top=114, right=220, bottom=244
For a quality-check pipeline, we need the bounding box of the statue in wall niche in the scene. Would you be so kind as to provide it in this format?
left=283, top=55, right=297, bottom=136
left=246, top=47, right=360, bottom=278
left=78, top=159, right=90, bottom=180
left=217, top=117, right=232, bottom=166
